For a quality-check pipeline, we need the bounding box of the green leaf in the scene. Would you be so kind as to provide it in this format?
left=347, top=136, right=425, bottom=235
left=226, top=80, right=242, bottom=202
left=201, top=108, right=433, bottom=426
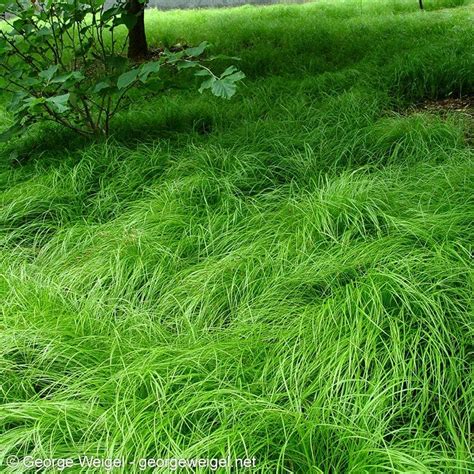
left=23, top=76, right=41, bottom=87
left=39, top=65, right=59, bottom=83
left=209, top=54, right=241, bottom=61
left=211, top=71, right=245, bottom=100
left=138, top=62, right=161, bottom=82
left=101, top=6, right=122, bottom=24
left=117, top=69, right=139, bottom=89
left=51, top=71, right=85, bottom=86
left=164, top=50, right=185, bottom=64
left=46, top=94, right=70, bottom=114
left=23, top=96, right=47, bottom=113
left=36, top=27, right=53, bottom=37
left=93, top=81, right=112, bottom=93
left=211, top=79, right=237, bottom=99
left=69, top=93, right=79, bottom=108
left=185, top=41, right=208, bottom=57
left=199, top=77, right=214, bottom=94
left=177, top=61, right=198, bottom=71
left=221, top=71, right=246, bottom=83
left=221, top=66, right=239, bottom=78
left=198, top=66, right=244, bottom=98
left=199, top=67, right=245, bottom=99
left=195, top=69, right=212, bottom=77
left=118, top=13, right=138, bottom=30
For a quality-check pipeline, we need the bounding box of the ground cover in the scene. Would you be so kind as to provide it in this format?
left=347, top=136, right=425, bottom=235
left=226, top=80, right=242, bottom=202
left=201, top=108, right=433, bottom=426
left=1, top=0, right=473, bottom=471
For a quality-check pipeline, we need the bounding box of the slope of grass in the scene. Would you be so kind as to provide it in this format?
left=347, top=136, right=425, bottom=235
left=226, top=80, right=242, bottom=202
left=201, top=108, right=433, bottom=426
left=1, top=0, right=473, bottom=472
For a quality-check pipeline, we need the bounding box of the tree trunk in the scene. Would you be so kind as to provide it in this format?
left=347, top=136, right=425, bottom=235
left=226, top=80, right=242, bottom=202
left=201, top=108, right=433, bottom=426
left=418, top=0, right=424, bottom=9
left=127, top=0, right=148, bottom=60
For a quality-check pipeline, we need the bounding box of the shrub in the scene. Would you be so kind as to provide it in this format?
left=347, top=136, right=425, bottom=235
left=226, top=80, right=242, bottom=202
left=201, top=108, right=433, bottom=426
left=0, top=0, right=244, bottom=140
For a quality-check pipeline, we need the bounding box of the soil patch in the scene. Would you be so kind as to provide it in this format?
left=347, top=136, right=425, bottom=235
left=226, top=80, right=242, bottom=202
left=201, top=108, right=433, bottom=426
left=412, top=95, right=473, bottom=117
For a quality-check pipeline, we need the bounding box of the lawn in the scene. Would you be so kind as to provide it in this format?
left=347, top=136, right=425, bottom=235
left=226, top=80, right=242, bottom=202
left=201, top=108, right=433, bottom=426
left=0, top=0, right=473, bottom=472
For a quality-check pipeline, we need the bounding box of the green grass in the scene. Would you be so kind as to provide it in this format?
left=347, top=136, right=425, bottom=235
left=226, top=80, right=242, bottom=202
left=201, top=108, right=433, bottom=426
left=1, top=0, right=473, bottom=472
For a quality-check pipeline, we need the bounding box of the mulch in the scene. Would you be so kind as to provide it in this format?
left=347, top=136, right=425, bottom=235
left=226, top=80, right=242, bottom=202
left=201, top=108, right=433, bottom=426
left=412, top=95, right=473, bottom=117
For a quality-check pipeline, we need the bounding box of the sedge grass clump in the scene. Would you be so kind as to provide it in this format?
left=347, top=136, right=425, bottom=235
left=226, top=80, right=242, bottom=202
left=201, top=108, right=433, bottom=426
left=1, top=0, right=473, bottom=472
